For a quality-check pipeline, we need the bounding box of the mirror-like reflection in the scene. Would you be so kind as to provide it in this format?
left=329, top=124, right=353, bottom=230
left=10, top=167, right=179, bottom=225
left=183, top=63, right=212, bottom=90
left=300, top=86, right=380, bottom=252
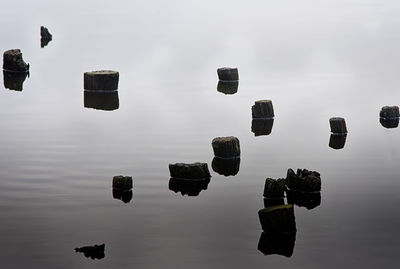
left=217, top=81, right=239, bottom=95
left=75, top=244, right=105, bottom=260
left=258, top=231, right=296, bottom=257
left=169, top=177, right=210, bottom=196
left=84, top=91, right=119, bottom=111
left=3, top=70, right=29, bottom=91
left=211, top=157, right=240, bottom=177
left=380, top=118, right=399, bottom=129
left=329, top=134, right=347, bottom=149
left=251, top=118, right=274, bottom=136
left=40, top=26, right=52, bottom=48
left=112, top=189, right=133, bottom=204
left=286, top=189, right=321, bottom=210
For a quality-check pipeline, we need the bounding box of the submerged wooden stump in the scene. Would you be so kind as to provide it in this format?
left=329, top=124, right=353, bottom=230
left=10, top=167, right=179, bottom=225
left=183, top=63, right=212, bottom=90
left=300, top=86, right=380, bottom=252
left=258, top=231, right=296, bottom=257
left=84, top=70, right=119, bottom=91
left=286, top=168, right=321, bottom=192
left=217, top=81, right=239, bottom=95
left=252, top=100, right=274, bottom=119
left=112, top=175, right=133, bottom=190
left=380, top=106, right=399, bottom=119
left=211, top=136, right=240, bottom=159
left=3, top=49, right=29, bottom=72
left=217, top=67, right=239, bottom=81
left=258, top=204, right=296, bottom=233
left=263, top=178, right=286, bottom=198
left=329, top=117, right=347, bottom=134
left=169, top=162, right=210, bottom=179
left=3, top=70, right=28, bottom=91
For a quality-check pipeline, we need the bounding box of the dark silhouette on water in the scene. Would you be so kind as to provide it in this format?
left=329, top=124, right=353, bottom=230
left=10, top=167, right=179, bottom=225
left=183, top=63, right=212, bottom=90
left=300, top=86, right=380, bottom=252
left=211, top=136, right=241, bottom=159
left=3, top=70, right=29, bottom=91
left=380, top=118, right=399, bottom=129
left=169, top=177, right=210, bottom=196
left=217, top=81, right=238, bottom=95
left=211, top=157, right=240, bottom=177
left=112, top=189, right=133, bottom=203
left=258, top=231, right=296, bottom=257
left=75, top=244, right=105, bottom=260
left=329, top=134, right=347, bottom=149
left=286, top=168, right=321, bottom=192
left=40, top=26, right=52, bottom=48
left=84, top=91, right=119, bottom=111
left=251, top=118, right=274, bottom=136
left=286, top=189, right=321, bottom=210
left=169, top=163, right=210, bottom=179
left=263, top=198, right=285, bottom=208
left=3, top=49, right=29, bottom=72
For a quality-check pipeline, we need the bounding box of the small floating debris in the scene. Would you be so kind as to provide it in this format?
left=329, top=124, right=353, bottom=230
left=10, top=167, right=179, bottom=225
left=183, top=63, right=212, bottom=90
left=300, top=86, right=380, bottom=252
left=329, top=117, right=347, bottom=134
left=252, top=100, right=274, bottom=119
left=251, top=118, right=274, bottom=136
left=286, top=189, right=321, bottom=210
left=258, top=231, right=296, bottom=257
left=263, top=178, right=286, bottom=199
left=329, top=133, right=347, bottom=149
left=286, top=168, right=321, bottom=192
left=217, top=80, right=239, bottom=95
left=258, top=204, right=296, bottom=233
left=3, top=49, right=29, bottom=72
left=40, top=26, right=52, bottom=48
left=84, top=70, right=119, bottom=91
left=3, top=70, right=28, bottom=91
left=217, top=67, right=239, bottom=82
left=169, top=177, right=210, bottom=196
left=169, top=162, right=210, bottom=179
left=380, top=106, right=399, bottom=119
left=84, top=91, right=119, bottom=111
left=211, top=136, right=240, bottom=159
left=211, top=157, right=240, bottom=177
left=112, top=175, right=133, bottom=190
left=75, top=244, right=105, bottom=260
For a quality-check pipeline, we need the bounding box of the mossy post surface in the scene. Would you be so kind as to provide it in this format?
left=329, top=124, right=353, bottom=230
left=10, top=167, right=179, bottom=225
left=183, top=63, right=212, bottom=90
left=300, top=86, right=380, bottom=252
left=217, top=67, right=239, bottom=81
left=169, top=162, right=210, bottom=179
left=3, top=49, right=29, bottom=72
left=211, top=136, right=240, bottom=159
left=84, top=70, right=119, bottom=91
left=263, top=178, right=286, bottom=198
left=380, top=106, right=399, bottom=119
left=252, top=100, right=274, bottom=119
left=286, top=168, right=321, bottom=192
left=258, top=204, right=296, bottom=233
left=329, top=117, right=347, bottom=134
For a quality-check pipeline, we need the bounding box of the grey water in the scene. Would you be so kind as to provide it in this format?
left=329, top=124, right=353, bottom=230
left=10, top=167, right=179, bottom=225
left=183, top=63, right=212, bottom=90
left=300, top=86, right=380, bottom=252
left=1, top=0, right=400, bottom=268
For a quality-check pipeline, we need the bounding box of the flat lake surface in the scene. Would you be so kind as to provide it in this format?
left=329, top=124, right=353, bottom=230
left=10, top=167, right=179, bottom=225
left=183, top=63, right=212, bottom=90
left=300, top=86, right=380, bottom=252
left=1, top=1, right=400, bottom=268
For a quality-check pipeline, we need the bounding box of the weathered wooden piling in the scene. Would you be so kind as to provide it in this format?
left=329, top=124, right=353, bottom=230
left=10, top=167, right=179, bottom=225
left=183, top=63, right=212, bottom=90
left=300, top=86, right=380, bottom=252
left=263, top=178, right=286, bottom=198
left=84, top=91, right=119, bottom=111
left=329, top=117, right=347, bottom=134
left=258, top=232, right=296, bottom=257
left=211, top=157, right=240, bottom=176
left=258, top=204, right=296, bottom=233
left=3, top=49, right=29, bottom=72
left=169, top=177, right=210, bottom=196
left=217, top=81, right=239, bottom=95
left=252, top=118, right=274, bottom=136
left=286, top=169, right=321, bottom=192
left=329, top=134, right=347, bottom=149
left=84, top=70, right=119, bottom=91
left=169, top=162, right=210, bottom=179
left=3, top=71, right=28, bottom=91
left=217, top=67, right=239, bottom=81
left=211, top=136, right=240, bottom=159
left=112, top=175, right=133, bottom=190
left=252, top=100, right=274, bottom=119
left=380, top=106, right=399, bottom=119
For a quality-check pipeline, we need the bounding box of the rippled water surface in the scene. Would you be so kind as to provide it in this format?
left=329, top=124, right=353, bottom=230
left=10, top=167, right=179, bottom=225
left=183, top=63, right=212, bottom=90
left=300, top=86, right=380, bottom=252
left=1, top=1, right=400, bottom=268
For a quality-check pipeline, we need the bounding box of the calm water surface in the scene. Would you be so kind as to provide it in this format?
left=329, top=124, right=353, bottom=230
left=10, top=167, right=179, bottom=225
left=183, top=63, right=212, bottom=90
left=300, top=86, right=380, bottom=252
left=1, top=0, right=400, bottom=268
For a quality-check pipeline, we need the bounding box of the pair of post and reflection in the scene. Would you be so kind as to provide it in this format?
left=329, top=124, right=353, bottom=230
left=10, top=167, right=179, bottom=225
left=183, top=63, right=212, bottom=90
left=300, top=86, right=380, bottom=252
left=258, top=169, right=321, bottom=257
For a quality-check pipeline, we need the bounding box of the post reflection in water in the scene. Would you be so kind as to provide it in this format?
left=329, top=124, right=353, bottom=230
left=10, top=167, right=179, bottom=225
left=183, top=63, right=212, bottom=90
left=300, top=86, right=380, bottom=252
left=217, top=81, right=239, bottom=95
left=380, top=118, right=399, bottom=129
left=75, top=244, right=105, bottom=260
left=112, top=189, right=133, bottom=204
left=329, top=134, right=347, bottom=150
left=286, top=189, right=321, bottom=210
left=168, top=177, right=210, bottom=196
left=3, top=70, right=29, bottom=91
left=251, top=118, right=274, bottom=136
left=258, top=231, right=296, bottom=258
left=84, top=91, right=119, bottom=111
left=211, top=157, right=240, bottom=177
